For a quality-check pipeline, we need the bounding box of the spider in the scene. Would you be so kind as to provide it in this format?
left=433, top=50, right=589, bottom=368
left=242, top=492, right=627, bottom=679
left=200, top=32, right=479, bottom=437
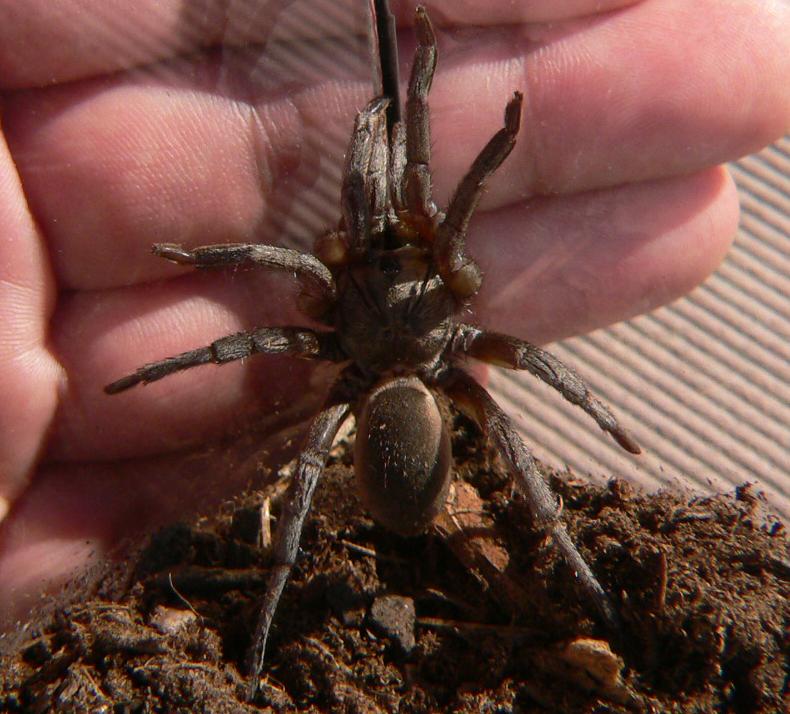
left=106, top=4, right=640, bottom=699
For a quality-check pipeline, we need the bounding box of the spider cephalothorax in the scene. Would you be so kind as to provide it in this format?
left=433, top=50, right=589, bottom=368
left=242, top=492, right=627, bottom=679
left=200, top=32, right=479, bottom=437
left=106, top=5, right=640, bottom=699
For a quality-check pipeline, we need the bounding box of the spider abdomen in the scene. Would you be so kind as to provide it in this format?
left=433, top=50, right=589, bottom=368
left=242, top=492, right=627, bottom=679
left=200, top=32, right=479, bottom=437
left=354, top=376, right=452, bottom=536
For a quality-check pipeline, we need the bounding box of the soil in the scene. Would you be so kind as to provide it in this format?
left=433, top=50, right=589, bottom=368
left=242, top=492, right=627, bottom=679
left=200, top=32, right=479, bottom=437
left=1, top=414, right=787, bottom=713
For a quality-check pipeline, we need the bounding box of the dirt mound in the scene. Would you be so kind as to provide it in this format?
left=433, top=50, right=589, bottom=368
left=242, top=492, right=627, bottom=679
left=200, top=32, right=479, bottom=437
left=2, top=417, right=787, bottom=712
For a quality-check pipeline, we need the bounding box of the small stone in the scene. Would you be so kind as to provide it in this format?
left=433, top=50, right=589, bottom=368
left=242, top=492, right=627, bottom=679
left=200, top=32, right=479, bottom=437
left=556, top=637, right=638, bottom=705
left=559, top=638, right=623, bottom=688
left=368, top=595, right=416, bottom=655
left=149, top=605, right=197, bottom=636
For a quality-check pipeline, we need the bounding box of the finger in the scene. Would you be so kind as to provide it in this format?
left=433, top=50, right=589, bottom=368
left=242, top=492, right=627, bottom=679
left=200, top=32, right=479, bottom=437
left=389, top=0, right=641, bottom=25
left=0, top=0, right=642, bottom=89
left=0, top=0, right=371, bottom=90
left=48, top=166, right=735, bottom=462
left=430, top=0, right=789, bottom=199
left=5, top=0, right=785, bottom=290
left=0, top=131, right=61, bottom=514
left=473, top=166, right=739, bottom=343
left=5, top=58, right=367, bottom=290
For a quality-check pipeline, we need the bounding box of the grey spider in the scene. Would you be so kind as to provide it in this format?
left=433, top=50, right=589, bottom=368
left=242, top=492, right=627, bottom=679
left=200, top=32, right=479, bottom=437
left=106, top=4, right=641, bottom=699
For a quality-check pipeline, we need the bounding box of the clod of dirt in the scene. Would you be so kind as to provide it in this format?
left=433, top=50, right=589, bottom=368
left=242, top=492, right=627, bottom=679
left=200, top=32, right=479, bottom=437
left=368, top=595, right=417, bottom=655
left=1, top=414, right=787, bottom=713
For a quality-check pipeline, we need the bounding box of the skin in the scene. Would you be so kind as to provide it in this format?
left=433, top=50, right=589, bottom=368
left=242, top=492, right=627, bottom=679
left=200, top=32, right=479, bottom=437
left=0, top=0, right=787, bottom=624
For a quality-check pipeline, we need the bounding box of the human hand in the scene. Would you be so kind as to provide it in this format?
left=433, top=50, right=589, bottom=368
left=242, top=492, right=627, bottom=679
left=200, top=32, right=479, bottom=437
left=0, top=0, right=787, bottom=622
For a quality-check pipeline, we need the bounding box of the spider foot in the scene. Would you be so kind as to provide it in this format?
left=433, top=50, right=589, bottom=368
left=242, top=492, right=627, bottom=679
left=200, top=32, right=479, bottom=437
left=152, top=243, right=196, bottom=264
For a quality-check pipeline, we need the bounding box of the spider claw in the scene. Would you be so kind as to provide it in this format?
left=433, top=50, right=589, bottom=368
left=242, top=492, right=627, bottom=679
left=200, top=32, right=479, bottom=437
left=613, top=429, right=641, bottom=455
left=369, top=95, right=390, bottom=113
left=152, top=243, right=195, bottom=264
left=414, top=6, right=435, bottom=44
left=104, top=373, right=142, bottom=394
left=505, top=92, right=523, bottom=133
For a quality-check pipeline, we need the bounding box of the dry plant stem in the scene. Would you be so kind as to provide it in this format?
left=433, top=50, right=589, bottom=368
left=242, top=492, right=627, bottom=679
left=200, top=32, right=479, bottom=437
left=417, top=617, right=541, bottom=639
left=372, top=0, right=401, bottom=131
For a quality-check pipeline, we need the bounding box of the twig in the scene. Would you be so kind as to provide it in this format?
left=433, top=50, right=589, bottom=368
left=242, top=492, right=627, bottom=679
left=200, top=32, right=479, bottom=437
left=168, top=572, right=202, bottom=621
left=260, top=496, right=272, bottom=550
left=339, top=539, right=409, bottom=564
left=417, top=616, right=540, bottom=639
left=655, top=549, right=668, bottom=613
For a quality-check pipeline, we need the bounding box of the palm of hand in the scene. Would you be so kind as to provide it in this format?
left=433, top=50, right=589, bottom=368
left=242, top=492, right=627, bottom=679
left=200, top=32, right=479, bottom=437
left=0, top=0, right=787, bottom=622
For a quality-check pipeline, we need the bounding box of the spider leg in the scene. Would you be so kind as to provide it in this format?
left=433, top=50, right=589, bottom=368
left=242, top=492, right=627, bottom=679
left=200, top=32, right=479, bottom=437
left=246, top=401, right=351, bottom=701
left=402, top=6, right=438, bottom=219
left=443, top=368, right=621, bottom=632
left=152, top=242, right=336, bottom=318
left=455, top=325, right=641, bottom=454
left=104, top=327, right=342, bottom=394
left=341, top=96, right=391, bottom=253
left=435, top=92, right=523, bottom=299
left=389, top=119, right=407, bottom=212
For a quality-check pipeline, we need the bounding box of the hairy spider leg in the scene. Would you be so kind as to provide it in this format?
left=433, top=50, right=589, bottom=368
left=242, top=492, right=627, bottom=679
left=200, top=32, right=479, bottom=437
left=443, top=369, right=622, bottom=631
left=153, top=241, right=338, bottom=319
left=104, top=241, right=344, bottom=393
left=104, top=327, right=341, bottom=394
left=435, top=92, right=523, bottom=299
left=154, top=242, right=335, bottom=299
left=246, top=402, right=351, bottom=700
left=341, top=96, right=391, bottom=254
left=389, top=118, right=408, bottom=213
left=402, top=7, right=438, bottom=219
left=456, top=325, right=641, bottom=454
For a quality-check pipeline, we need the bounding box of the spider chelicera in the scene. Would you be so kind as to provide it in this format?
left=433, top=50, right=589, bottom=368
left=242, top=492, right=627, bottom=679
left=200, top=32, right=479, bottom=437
left=106, top=4, right=640, bottom=699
